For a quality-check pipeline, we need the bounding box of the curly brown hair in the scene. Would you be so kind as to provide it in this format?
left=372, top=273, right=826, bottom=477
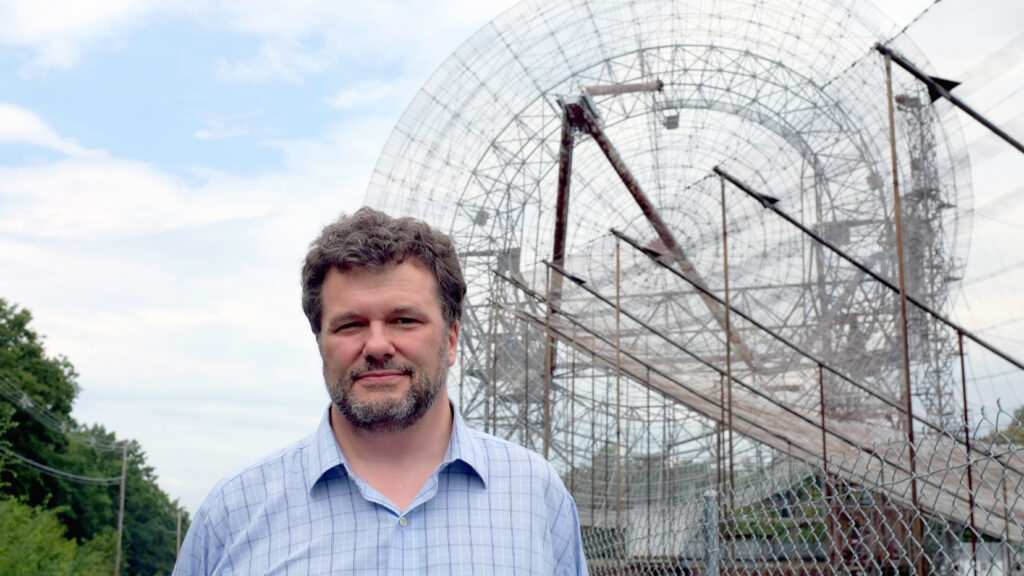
left=301, top=207, right=466, bottom=335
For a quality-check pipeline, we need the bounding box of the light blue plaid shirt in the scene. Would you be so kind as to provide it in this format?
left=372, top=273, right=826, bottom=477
left=173, top=403, right=588, bottom=575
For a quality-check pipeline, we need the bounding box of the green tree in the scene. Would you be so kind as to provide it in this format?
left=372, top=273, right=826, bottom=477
left=980, top=405, right=1024, bottom=447
left=0, top=398, right=15, bottom=488
left=0, top=299, right=80, bottom=514
left=120, top=438, right=186, bottom=576
left=0, top=299, right=187, bottom=575
left=0, top=497, right=113, bottom=576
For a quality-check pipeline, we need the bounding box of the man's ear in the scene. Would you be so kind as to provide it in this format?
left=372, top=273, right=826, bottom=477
left=447, top=320, right=460, bottom=366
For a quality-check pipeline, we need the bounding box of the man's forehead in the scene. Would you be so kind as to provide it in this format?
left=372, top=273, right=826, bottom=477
left=335, top=256, right=425, bottom=275
left=324, top=261, right=441, bottom=307
left=331, top=258, right=431, bottom=281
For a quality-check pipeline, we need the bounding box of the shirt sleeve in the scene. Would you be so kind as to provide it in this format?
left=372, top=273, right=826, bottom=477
left=549, top=479, right=590, bottom=576
left=561, top=496, right=590, bottom=575
left=172, top=493, right=224, bottom=576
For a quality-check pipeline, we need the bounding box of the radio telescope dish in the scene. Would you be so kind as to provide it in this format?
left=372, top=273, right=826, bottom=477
left=366, top=0, right=973, bottom=565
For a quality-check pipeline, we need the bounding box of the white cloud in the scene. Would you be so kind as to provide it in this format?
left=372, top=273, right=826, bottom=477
left=261, top=113, right=396, bottom=176
left=207, top=0, right=520, bottom=83
left=0, top=0, right=521, bottom=80
left=0, top=104, right=275, bottom=240
left=0, top=122, right=372, bottom=511
left=192, top=125, right=249, bottom=140
left=213, top=37, right=332, bottom=83
left=209, top=0, right=345, bottom=37
left=192, top=128, right=243, bottom=140
left=191, top=112, right=264, bottom=140
left=0, top=102, right=104, bottom=158
left=0, top=158, right=273, bottom=239
left=0, top=0, right=162, bottom=72
left=0, top=109, right=375, bottom=511
left=324, top=78, right=414, bottom=111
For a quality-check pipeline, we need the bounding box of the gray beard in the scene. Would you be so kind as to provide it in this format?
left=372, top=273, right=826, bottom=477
left=326, top=355, right=447, bottom=433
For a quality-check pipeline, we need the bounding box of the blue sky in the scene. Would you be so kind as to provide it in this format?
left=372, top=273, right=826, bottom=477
left=0, top=0, right=1021, bottom=514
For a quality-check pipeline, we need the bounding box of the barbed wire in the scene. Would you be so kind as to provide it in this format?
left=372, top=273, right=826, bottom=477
left=820, top=0, right=943, bottom=92
left=886, top=0, right=944, bottom=46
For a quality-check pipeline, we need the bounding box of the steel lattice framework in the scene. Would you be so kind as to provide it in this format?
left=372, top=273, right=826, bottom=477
left=363, top=0, right=1024, bottom=573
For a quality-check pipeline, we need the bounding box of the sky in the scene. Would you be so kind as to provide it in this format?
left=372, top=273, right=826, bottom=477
left=0, top=0, right=1021, bottom=515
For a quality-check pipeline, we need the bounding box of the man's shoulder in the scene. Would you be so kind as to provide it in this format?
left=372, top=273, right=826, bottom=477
left=459, top=423, right=586, bottom=570
left=198, top=432, right=317, bottom=517
left=463, top=426, right=568, bottom=489
left=466, top=426, right=543, bottom=459
left=174, top=426, right=331, bottom=574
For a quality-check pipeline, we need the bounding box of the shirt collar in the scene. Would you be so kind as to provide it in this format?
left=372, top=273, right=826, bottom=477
left=306, top=400, right=488, bottom=495
left=443, top=401, right=489, bottom=487
left=306, top=406, right=348, bottom=494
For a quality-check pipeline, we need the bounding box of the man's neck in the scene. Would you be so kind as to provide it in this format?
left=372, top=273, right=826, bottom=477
left=329, top=395, right=454, bottom=511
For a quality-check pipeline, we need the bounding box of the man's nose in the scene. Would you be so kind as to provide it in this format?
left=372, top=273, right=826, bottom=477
left=363, top=322, right=395, bottom=359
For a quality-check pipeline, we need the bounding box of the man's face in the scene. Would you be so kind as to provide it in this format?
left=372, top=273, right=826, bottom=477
left=318, top=261, right=458, bottom=433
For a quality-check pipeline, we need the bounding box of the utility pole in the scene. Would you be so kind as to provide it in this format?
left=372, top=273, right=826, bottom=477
left=176, top=508, right=183, bottom=556
left=114, top=442, right=128, bottom=576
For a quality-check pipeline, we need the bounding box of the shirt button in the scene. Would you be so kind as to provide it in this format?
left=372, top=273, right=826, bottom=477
left=398, top=517, right=407, bottom=527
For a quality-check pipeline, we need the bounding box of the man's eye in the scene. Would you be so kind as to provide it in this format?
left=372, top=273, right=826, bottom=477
left=393, top=317, right=418, bottom=324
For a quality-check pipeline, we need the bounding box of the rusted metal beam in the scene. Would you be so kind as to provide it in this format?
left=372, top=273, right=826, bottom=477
left=612, top=229, right=912, bottom=427
left=884, top=52, right=925, bottom=576
left=820, top=363, right=838, bottom=575
left=513, top=264, right=1009, bottom=546
left=552, top=103, right=576, bottom=286
left=958, top=331, right=979, bottom=567
left=505, top=265, right=943, bottom=484
left=719, top=174, right=736, bottom=503
left=574, top=100, right=756, bottom=369
left=543, top=102, right=577, bottom=460
left=492, top=269, right=822, bottom=464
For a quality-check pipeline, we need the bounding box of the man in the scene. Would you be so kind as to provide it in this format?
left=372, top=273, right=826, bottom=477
left=174, top=207, right=589, bottom=575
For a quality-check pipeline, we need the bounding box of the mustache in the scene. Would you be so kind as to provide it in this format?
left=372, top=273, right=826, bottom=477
left=348, top=359, right=415, bottom=380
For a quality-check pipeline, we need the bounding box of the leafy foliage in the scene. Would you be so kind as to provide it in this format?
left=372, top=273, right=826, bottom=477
left=728, top=474, right=827, bottom=542
left=0, top=497, right=114, bottom=576
left=0, top=299, right=187, bottom=575
left=980, top=405, right=1024, bottom=447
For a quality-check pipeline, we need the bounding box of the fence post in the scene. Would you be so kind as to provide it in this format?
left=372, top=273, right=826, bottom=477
left=704, top=490, right=720, bottom=576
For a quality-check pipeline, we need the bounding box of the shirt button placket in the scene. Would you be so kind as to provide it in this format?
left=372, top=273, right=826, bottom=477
left=398, top=516, right=407, bottom=527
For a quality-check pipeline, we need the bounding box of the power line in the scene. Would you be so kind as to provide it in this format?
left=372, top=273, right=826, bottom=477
left=0, top=373, right=123, bottom=452
left=0, top=445, right=120, bottom=486
left=0, top=377, right=183, bottom=572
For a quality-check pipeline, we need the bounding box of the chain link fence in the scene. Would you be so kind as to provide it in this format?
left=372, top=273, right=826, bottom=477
left=565, top=404, right=1023, bottom=576
left=459, top=265, right=1024, bottom=575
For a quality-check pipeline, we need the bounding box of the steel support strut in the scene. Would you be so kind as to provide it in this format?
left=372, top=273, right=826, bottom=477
left=542, top=104, right=577, bottom=459
left=568, top=97, right=756, bottom=369
left=713, top=166, right=1024, bottom=373
left=876, top=43, right=1024, bottom=155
